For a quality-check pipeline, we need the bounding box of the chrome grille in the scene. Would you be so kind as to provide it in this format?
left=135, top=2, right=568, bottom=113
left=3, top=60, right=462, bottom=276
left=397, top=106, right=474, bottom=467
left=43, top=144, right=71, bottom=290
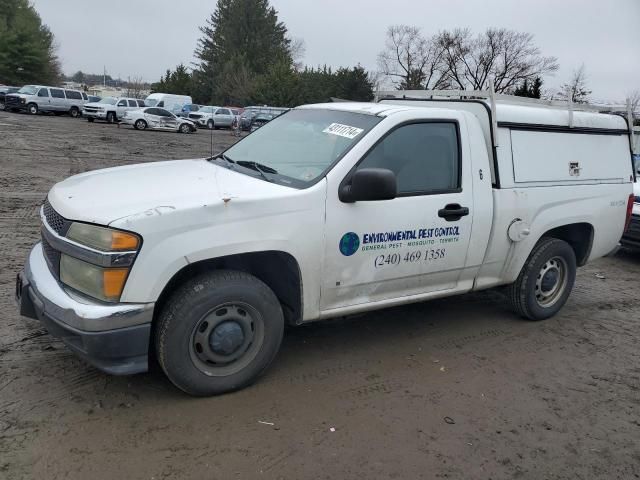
left=42, top=199, right=71, bottom=236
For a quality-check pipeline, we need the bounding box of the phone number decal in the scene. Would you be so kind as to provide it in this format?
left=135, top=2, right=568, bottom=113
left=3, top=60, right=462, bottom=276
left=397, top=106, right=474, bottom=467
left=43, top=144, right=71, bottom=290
left=374, top=249, right=446, bottom=268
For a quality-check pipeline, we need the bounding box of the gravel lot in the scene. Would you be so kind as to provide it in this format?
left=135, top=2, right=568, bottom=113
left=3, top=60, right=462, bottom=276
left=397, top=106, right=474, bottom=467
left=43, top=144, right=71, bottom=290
left=1, top=112, right=639, bottom=480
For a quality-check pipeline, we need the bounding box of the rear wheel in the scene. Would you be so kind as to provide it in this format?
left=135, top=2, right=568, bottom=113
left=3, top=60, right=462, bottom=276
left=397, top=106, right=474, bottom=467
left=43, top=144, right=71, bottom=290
left=106, top=111, right=116, bottom=124
left=155, top=270, right=284, bottom=396
left=134, top=119, right=147, bottom=130
left=69, top=106, right=80, bottom=118
left=506, top=237, right=576, bottom=320
left=27, top=103, right=38, bottom=115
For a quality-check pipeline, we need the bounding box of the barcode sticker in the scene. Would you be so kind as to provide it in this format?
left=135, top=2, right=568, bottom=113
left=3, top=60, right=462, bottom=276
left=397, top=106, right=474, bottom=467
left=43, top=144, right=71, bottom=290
left=323, top=123, right=364, bottom=139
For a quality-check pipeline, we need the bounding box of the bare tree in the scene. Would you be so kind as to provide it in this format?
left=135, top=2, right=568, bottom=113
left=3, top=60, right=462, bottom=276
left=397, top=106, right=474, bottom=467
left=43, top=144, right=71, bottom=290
left=124, top=76, right=147, bottom=99
left=627, top=89, right=640, bottom=118
left=377, top=25, right=449, bottom=90
left=559, top=64, right=591, bottom=103
left=436, top=28, right=558, bottom=93
left=289, top=37, right=306, bottom=72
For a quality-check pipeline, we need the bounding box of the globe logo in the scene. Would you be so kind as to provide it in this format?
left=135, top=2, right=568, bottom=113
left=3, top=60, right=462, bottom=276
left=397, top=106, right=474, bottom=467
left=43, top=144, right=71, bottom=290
left=339, top=232, right=360, bottom=256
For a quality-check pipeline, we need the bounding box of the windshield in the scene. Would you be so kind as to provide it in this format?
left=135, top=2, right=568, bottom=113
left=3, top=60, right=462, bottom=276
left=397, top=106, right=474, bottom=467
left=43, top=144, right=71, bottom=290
left=17, top=86, right=38, bottom=95
left=145, top=99, right=158, bottom=107
left=98, top=97, right=117, bottom=105
left=220, top=109, right=381, bottom=188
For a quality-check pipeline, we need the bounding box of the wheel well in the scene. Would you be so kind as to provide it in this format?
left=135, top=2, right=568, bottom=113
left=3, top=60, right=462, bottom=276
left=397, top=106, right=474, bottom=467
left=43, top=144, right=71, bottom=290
left=542, top=223, right=593, bottom=266
left=154, top=251, right=303, bottom=326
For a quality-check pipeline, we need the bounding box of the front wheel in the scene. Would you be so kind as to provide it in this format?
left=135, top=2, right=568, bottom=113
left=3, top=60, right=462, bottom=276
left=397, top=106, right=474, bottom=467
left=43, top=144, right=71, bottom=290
left=155, top=270, right=284, bottom=396
left=134, top=119, right=147, bottom=130
left=179, top=123, right=191, bottom=134
left=106, top=111, right=116, bottom=123
left=27, top=103, right=38, bottom=115
left=506, top=237, right=576, bottom=320
left=207, top=119, right=214, bottom=130
left=87, top=117, right=94, bottom=123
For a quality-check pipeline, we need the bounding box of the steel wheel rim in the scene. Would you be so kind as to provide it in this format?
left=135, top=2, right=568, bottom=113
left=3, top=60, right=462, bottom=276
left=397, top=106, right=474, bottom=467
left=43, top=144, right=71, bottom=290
left=189, top=302, right=264, bottom=377
left=535, top=256, right=568, bottom=307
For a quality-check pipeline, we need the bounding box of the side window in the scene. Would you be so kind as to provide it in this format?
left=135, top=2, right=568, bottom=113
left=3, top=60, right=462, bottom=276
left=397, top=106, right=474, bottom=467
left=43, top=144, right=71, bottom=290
left=145, top=108, right=158, bottom=115
left=217, top=108, right=230, bottom=115
left=356, top=122, right=460, bottom=195
left=50, top=88, right=65, bottom=98
left=157, top=101, right=164, bottom=107
left=65, top=90, right=82, bottom=100
left=127, top=100, right=137, bottom=107
left=158, top=109, right=172, bottom=117
left=117, top=99, right=127, bottom=107
left=37, top=88, right=49, bottom=97
left=137, top=100, right=145, bottom=107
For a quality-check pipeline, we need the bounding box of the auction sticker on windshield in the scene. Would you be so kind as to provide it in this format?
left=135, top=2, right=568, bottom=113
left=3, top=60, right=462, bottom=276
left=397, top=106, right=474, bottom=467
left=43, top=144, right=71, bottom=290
left=323, top=123, right=364, bottom=139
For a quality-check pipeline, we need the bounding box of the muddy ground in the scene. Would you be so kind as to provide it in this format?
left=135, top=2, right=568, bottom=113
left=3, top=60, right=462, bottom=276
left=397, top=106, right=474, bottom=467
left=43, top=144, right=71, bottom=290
left=0, top=112, right=639, bottom=480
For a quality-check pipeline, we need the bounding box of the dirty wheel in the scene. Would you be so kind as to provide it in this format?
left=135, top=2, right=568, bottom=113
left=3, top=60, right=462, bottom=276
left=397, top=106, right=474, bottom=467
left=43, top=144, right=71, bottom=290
left=106, top=112, right=116, bottom=124
left=27, top=103, right=38, bottom=115
left=507, top=237, right=576, bottom=320
left=134, top=119, right=147, bottom=130
left=155, top=270, right=284, bottom=396
left=70, top=107, right=80, bottom=118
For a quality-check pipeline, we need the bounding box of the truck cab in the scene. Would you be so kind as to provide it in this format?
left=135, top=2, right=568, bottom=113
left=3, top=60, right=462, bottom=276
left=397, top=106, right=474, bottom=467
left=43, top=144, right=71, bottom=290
left=83, top=97, right=146, bottom=123
left=16, top=97, right=635, bottom=396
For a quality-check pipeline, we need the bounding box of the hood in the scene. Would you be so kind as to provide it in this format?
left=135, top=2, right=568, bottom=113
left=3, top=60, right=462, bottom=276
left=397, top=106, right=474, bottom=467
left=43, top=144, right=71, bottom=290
left=47, top=159, right=293, bottom=226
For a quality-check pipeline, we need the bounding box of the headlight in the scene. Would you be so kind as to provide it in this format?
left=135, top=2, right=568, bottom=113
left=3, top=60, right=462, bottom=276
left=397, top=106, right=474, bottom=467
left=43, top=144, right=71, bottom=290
left=20, top=98, right=26, bottom=103
left=66, top=223, right=140, bottom=251
left=60, top=254, right=129, bottom=302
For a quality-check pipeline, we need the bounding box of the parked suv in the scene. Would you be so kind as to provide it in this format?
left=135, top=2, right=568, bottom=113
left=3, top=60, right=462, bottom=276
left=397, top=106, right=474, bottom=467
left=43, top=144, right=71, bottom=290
left=83, top=97, right=145, bottom=123
left=188, top=106, right=235, bottom=129
left=4, top=85, right=87, bottom=117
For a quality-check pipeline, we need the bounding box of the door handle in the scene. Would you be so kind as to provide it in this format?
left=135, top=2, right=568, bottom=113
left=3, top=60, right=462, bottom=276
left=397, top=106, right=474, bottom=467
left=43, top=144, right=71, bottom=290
left=438, top=203, right=469, bottom=222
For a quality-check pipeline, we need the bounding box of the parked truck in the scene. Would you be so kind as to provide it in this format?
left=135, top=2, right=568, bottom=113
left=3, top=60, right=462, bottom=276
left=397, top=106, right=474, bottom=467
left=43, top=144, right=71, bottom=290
left=16, top=92, right=636, bottom=396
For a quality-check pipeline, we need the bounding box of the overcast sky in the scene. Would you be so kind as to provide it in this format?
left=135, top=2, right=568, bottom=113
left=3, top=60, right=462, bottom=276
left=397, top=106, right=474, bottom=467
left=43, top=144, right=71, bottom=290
left=31, top=0, right=639, bottom=102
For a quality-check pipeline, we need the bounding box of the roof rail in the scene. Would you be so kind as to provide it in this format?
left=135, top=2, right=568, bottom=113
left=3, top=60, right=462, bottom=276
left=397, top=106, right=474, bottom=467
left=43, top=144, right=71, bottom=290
left=375, top=86, right=638, bottom=153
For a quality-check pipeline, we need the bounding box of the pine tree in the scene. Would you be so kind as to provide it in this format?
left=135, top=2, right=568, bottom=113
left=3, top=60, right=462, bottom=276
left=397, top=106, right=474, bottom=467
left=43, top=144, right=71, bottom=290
left=194, top=0, right=291, bottom=104
left=0, top=0, right=61, bottom=85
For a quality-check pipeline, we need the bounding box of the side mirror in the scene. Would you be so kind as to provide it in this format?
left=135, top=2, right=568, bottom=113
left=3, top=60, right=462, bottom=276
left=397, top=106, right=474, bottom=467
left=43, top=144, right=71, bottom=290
left=339, top=168, right=397, bottom=203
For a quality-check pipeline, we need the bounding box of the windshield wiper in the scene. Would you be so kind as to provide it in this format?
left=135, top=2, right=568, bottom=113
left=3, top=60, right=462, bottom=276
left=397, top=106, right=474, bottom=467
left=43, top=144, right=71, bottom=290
left=211, top=153, right=236, bottom=169
left=236, top=161, right=278, bottom=182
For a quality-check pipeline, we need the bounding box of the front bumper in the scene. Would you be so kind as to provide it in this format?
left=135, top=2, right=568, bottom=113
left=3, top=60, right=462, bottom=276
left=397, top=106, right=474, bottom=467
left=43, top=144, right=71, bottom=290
left=621, top=213, right=640, bottom=249
left=16, top=243, right=154, bottom=375
left=83, top=110, right=107, bottom=119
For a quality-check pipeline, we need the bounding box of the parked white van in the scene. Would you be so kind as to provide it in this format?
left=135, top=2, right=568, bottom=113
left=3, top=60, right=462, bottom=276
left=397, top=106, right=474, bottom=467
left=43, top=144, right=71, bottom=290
left=17, top=91, right=636, bottom=396
left=5, top=85, right=88, bottom=117
left=144, top=93, right=192, bottom=115
left=83, top=97, right=146, bottom=123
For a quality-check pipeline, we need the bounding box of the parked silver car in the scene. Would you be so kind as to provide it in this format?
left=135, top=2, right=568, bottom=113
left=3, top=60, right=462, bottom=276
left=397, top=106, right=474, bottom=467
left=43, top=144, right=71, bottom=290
left=4, top=85, right=87, bottom=117
left=188, top=106, right=235, bottom=129
left=83, top=97, right=146, bottom=123
left=121, top=107, right=197, bottom=133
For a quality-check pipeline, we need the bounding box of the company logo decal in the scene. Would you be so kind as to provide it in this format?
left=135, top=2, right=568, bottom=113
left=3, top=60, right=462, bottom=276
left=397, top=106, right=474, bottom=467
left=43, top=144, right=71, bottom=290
left=339, top=232, right=360, bottom=256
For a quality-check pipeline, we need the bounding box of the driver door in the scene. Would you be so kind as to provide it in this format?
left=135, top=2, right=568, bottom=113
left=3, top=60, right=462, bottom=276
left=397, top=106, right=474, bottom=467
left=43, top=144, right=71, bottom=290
left=321, top=117, right=475, bottom=312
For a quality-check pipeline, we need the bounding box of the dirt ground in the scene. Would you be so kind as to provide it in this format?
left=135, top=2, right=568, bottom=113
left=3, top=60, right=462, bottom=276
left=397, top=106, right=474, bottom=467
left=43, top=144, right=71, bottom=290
left=0, top=112, right=639, bottom=480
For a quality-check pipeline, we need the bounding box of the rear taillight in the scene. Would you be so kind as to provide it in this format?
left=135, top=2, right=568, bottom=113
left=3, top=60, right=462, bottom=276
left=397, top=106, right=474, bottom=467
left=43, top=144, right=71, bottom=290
left=625, top=194, right=634, bottom=232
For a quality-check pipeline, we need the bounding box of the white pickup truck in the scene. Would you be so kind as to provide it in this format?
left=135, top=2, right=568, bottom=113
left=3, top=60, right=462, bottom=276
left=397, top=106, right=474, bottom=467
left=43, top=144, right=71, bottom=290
left=16, top=95, right=636, bottom=396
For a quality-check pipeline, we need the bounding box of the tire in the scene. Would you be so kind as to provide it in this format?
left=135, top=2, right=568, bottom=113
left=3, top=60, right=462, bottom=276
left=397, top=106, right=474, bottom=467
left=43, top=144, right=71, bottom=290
left=106, top=111, right=116, bottom=124
left=27, top=103, right=38, bottom=115
left=134, top=119, right=147, bottom=130
left=87, top=117, right=94, bottom=123
left=70, top=107, right=80, bottom=118
left=179, top=123, right=191, bottom=134
left=155, top=270, right=284, bottom=396
left=207, top=119, right=214, bottom=130
left=506, top=237, right=576, bottom=320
